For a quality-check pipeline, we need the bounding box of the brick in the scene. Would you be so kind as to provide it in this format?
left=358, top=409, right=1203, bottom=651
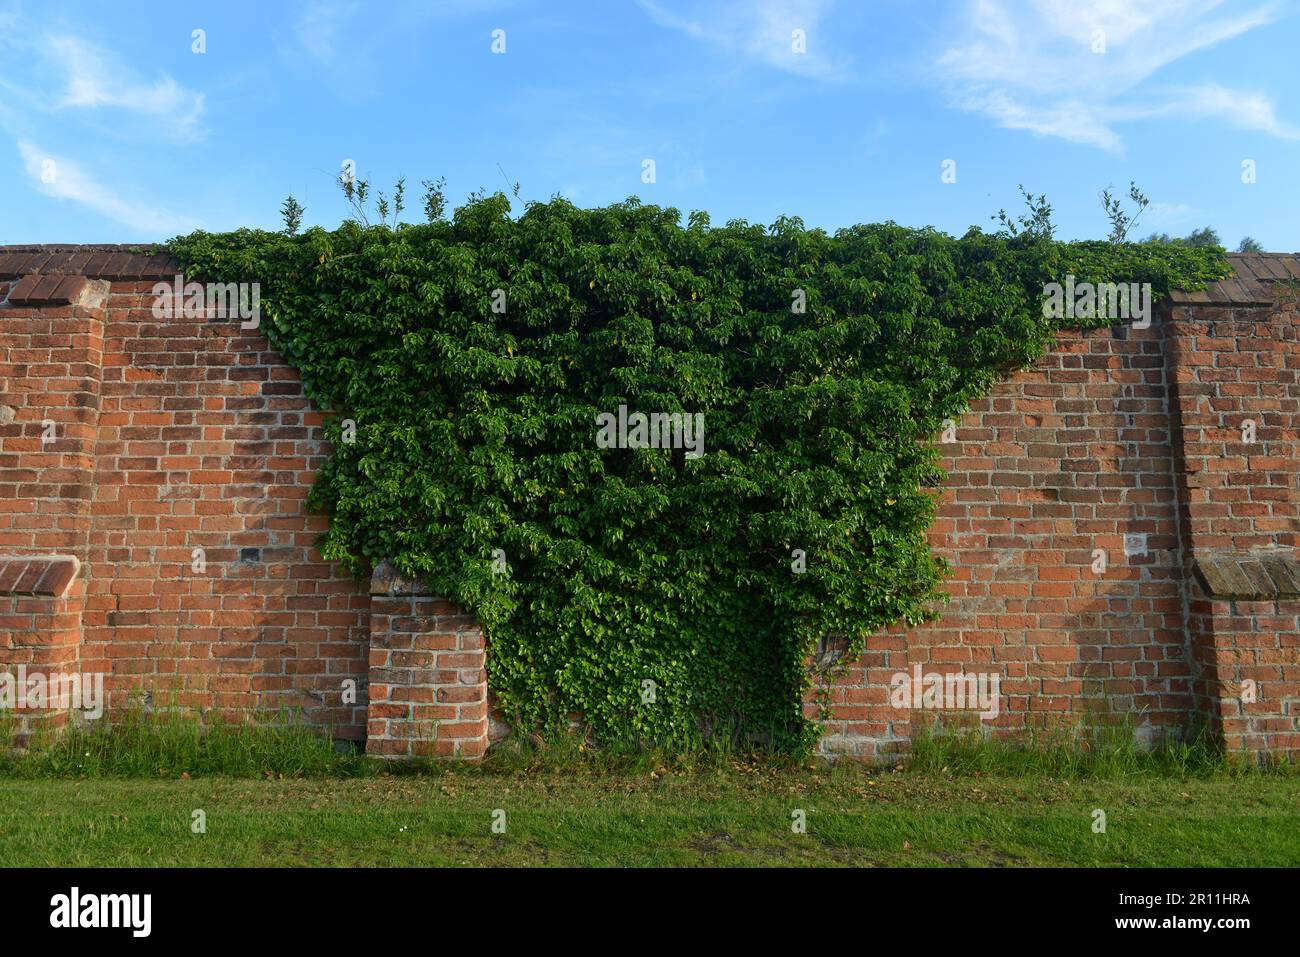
left=5, top=249, right=1300, bottom=763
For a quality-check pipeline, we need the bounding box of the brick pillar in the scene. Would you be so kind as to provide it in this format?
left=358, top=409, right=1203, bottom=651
left=0, top=556, right=83, bottom=743
left=1164, top=293, right=1300, bottom=760
left=0, top=278, right=106, bottom=745
left=809, top=629, right=912, bottom=762
left=1184, top=560, right=1300, bottom=756
left=366, top=562, right=489, bottom=759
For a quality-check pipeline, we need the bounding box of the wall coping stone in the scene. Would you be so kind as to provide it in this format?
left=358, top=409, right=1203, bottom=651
left=0, top=244, right=178, bottom=281
left=0, top=555, right=80, bottom=597
left=1194, top=551, right=1300, bottom=600
left=1169, top=252, right=1300, bottom=306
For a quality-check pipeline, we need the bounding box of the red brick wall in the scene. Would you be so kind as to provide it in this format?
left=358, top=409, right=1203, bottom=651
left=3, top=269, right=1297, bottom=762
left=1167, top=299, right=1300, bottom=756
left=366, top=564, right=489, bottom=759
left=80, top=282, right=370, bottom=737
left=817, top=300, right=1300, bottom=761
left=816, top=318, right=1192, bottom=757
left=0, top=284, right=102, bottom=555
left=0, top=283, right=103, bottom=742
left=0, top=562, right=84, bottom=743
left=1, top=276, right=371, bottom=743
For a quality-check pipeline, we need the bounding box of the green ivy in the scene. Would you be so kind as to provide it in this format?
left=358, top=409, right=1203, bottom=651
left=168, top=195, right=1230, bottom=754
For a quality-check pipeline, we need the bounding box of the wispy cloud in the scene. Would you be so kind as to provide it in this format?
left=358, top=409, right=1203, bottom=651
left=294, top=0, right=361, bottom=61
left=1124, top=83, right=1300, bottom=139
left=43, top=35, right=206, bottom=138
left=936, top=0, right=1296, bottom=151
left=18, top=140, right=197, bottom=235
left=534, top=120, right=708, bottom=200
left=636, top=0, right=846, bottom=81
left=291, top=0, right=515, bottom=64
left=1144, top=200, right=1196, bottom=227
left=0, top=24, right=206, bottom=236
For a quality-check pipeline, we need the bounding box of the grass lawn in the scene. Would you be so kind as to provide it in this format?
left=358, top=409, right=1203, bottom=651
left=2, top=766, right=1297, bottom=867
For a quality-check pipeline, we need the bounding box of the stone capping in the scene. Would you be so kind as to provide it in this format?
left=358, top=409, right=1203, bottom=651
left=1193, top=551, right=1300, bottom=601
left=369, top=560, right=436, bottom=597
left=1168, top=252, right=1300, bottom=306
left=4, top=274, right=89, bottom=306
left=0, top=555, right=80, bottom=598
left=0, top=244, right=179, bottom=281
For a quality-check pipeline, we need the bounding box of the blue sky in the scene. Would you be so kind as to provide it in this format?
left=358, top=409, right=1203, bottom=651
left=1, top=0, right=1297, bottom=248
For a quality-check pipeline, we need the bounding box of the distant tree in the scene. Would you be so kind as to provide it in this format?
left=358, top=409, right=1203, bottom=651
left=1143, top=226, right=1224, bottom=248
left=1237, top=236, right=1264, bottom=253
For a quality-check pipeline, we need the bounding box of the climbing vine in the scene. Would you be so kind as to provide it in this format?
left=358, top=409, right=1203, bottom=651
left=168, top=194, right=1229, bottom=754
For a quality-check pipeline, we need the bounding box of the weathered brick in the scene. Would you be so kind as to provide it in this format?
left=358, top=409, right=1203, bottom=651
left=3, top=249, right=1298, bottom=763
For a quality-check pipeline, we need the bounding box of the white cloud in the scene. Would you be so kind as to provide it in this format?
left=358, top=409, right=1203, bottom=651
left=1134, top=84, right=1300, bottom=139
left=937, top=0, right=1294, bottom=151
left=1144, top=200, right=1195, bottom=226
left=19, top=140, right=198, bottom=235
left=44, top=35, right=205, bottom=138
left=636, top=0, right=846, bottom=81
left=951, top=88, right=1125, bottom=151
left=1134, top=199, right=1206, bottom=237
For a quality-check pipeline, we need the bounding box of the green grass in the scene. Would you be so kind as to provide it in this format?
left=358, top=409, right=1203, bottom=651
left=0, top=709, right=364, bottom=779
left=1, top=768, right=1296, bottom=866
left=905, top=722, right=1294, bottom=778
left=2, top=716, right=1296, bottom=866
